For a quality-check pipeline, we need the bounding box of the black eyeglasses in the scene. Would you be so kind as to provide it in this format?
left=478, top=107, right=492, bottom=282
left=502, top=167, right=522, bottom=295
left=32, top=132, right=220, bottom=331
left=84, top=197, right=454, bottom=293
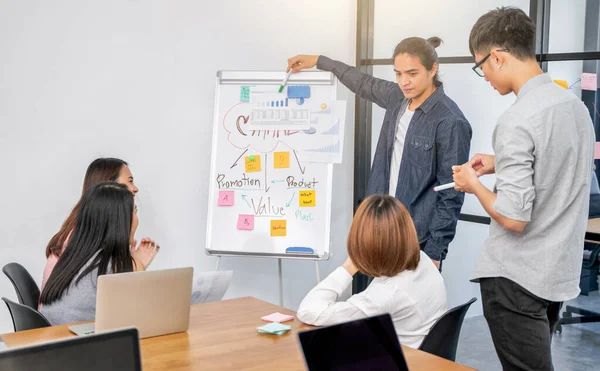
left=472, top=49, right=509, bottom=77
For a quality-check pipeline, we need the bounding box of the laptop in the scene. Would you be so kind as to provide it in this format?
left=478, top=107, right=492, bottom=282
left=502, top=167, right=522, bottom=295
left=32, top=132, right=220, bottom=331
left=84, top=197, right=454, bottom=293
left=69, top=266, right=193, bottom=339
left=298, top=313, right=410, bottom=371
left=0, top=328, right=141, bottom=371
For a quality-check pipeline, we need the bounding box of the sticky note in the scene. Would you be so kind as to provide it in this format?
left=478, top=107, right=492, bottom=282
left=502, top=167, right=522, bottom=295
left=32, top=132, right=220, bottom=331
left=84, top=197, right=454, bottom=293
left=553, top=80, right=568, bottom=89
left=237, top=214, right=255, bottom=230
left=274, top=152, right=290, bottom=169
left=582, top=73, right=597, bottom=91
left=270, top=220, right=287, bottom=237
left=245, top=155, right=261, bottom=173
left=257, top=322, right=291, bottom=335
left=287, top=86, right=311, bottom=99
left=240, top=86, right=251, bottom=102
left=217, top=190, right=234, bottom=206
left=261, top=312, right=294, bottom=323
left=299, top=190, right=316, bottom=207
left=595, top=142, right=600, bottom=160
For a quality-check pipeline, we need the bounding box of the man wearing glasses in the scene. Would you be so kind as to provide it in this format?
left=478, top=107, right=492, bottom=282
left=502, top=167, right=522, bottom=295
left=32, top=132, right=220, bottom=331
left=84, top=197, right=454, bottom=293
left=453, top=7, right=594, bottom=370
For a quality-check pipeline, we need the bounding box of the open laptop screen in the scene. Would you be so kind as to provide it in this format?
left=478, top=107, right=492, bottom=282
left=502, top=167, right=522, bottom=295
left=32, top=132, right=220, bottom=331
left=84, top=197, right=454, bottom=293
left=0, top=328, right=141, bottom=371
left=298, top=313, right=409, bottom=371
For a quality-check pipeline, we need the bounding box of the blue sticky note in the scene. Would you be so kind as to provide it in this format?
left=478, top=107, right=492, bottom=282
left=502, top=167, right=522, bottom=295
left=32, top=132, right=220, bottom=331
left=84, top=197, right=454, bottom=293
left=287, top=86, right=311, bottom=99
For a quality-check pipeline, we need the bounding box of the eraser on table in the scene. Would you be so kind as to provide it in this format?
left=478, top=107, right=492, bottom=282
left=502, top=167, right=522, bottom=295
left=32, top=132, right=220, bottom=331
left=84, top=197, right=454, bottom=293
left=217, top=190, right=234, bottom=206
left=287, top=86, right=311, bottom=99
left=286, top=247, right=314, bottom=254
left=261, top=312, right=294, bottom=323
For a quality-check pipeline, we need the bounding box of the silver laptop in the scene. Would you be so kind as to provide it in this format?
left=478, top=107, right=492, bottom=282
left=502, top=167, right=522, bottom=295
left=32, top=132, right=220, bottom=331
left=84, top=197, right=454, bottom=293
left=69, top=267, right=193, bottom=339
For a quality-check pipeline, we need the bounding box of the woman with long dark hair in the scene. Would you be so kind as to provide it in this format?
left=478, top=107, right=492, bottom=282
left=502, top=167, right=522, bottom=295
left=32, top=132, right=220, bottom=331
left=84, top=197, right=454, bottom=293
left=41, top=158, right=139, bottom=291
left=39, top=182, right=159, bottom=325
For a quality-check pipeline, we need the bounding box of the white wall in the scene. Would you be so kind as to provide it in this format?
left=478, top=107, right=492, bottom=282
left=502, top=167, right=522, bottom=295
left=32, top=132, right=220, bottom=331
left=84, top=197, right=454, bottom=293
left=0, top=0, right=357, bottom=334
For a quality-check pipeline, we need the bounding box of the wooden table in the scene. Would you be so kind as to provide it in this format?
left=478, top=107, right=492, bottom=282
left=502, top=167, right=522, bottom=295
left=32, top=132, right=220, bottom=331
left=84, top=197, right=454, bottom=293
left=1, top=297, right=476, bottom=371
left=586, top=218, right=600, bottom=242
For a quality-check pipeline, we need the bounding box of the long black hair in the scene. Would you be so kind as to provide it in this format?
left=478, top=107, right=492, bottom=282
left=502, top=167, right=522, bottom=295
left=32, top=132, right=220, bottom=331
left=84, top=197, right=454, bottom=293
left=45, top=158, right=128, bottom=258
left=40, top=181, right=135, bottom=305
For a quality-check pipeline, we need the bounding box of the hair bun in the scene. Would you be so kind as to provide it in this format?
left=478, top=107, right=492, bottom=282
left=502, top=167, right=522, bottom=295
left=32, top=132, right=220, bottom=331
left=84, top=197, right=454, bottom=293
left=427, top=37, right=443, bottom=48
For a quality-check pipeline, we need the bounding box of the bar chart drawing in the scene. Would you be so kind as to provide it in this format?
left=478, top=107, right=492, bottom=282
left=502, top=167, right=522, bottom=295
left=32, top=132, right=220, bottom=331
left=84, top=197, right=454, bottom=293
left=321, top=120, right=340, bottom=135
left=306, top=141, right=340, bottom=153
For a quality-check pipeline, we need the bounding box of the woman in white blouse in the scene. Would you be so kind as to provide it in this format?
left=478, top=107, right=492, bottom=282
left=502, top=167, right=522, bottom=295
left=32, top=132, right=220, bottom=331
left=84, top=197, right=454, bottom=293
left=297, top=194, right=448, bottom=349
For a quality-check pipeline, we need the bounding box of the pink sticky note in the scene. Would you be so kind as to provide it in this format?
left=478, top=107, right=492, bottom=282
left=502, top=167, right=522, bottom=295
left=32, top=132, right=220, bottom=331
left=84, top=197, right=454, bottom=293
left=237, top=214, right=254, bottom=230
left=582, top=73, right=597, bottom=91
left=261, top=312, right=294, bottom=323
left=217, top=190, right=234, bottom=206
left=595, top=142, right=600, bottom=160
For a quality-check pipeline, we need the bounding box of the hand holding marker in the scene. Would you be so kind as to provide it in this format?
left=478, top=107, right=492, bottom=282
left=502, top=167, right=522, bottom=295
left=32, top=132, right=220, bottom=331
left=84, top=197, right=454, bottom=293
left=278, top=70, right=293, bottom=93
left=433, top=182, right=456, bottom=192
left=434, top=164, right=460, bottom=192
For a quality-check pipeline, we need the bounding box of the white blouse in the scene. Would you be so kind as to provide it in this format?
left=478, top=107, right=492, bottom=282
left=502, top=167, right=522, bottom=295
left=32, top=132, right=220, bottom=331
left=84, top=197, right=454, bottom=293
left=297, top=251, right=448, bottom=349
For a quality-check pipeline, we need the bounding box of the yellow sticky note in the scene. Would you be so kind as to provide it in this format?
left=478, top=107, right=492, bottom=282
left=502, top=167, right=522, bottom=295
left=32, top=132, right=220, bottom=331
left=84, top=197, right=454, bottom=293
left=553, top=79, right=568, bottom=89
left=299, top=190, right=316, bottom=207
left=274, top=152, right=290, bottom=169
left=270, top=220, right=287, bottom=237
left=245, top=155, right=262, bottom=173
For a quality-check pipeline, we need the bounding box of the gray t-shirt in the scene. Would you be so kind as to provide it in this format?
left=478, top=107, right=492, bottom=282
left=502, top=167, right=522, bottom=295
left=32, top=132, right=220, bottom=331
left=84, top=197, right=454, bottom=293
left=473, top=73, right=594, bottom=302
left=40, top=253, right=112, bottom=325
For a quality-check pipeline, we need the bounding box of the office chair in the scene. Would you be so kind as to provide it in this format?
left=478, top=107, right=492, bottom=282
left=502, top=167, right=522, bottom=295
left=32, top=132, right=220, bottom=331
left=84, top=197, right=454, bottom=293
left=556, top=192, right=600, bottom=333
left=3, top=262, right=41, bottom=309
left=418, top=297, right=477, bottom=362
left=2, top=297, right=51, bottom=332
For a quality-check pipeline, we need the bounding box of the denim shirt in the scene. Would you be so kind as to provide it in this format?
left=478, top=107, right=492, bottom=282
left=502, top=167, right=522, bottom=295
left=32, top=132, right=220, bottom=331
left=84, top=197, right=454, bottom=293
left=318, top=56, right=472, bottom=261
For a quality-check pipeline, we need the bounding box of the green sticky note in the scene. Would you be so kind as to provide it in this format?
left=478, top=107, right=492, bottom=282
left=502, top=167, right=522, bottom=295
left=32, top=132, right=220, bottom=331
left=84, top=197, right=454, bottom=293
left=257, top=322, right=291, bottom=335
left=240, top=86, right=251, bottom=102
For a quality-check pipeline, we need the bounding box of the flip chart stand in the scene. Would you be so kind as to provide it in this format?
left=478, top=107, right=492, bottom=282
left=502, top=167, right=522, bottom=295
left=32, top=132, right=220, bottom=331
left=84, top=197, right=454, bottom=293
left=215, top=256, right=320, bottom=307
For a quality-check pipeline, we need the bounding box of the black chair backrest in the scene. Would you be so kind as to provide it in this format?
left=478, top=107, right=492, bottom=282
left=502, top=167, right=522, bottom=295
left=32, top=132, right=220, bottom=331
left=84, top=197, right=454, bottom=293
left=418, top=297, right=477, bottom=362
left=2, top=297, right=51, bottom=332
left=3, top=263, right=41, bottom=309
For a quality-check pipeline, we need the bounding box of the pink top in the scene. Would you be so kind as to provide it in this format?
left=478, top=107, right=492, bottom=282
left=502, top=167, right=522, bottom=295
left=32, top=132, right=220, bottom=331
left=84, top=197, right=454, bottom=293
left=40, top=232, right=70, bottom=293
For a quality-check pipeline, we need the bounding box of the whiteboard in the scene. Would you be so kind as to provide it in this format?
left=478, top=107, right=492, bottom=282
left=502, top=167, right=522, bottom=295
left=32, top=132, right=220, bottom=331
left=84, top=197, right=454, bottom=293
left=206, top=71, right=340, bottom=260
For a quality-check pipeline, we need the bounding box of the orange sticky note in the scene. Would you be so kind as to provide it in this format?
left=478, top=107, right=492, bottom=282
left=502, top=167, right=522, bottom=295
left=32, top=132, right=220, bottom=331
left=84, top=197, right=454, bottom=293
left=553, top=80, right=568, bottom=89
left=245, top=155, right=262, bottom=173
left=299, top=190, right=316, bottom=207
left=270, top=220, right=287, bottom=237
left=273, top=152, right=290, bottom=169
